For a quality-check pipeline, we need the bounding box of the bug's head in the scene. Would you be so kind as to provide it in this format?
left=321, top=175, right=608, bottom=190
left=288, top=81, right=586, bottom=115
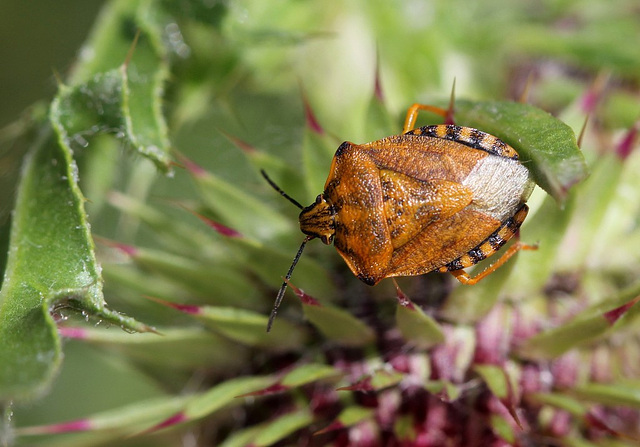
left=299, top=194, right=335, bottom=245
left=260, top=169, right=334, bottom=332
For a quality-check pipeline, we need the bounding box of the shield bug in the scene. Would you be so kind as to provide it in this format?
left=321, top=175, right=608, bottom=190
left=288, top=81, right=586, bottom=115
left=264, top=102, right=536, bottom=331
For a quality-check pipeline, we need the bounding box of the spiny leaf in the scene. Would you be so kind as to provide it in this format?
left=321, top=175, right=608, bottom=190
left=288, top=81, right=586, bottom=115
left=572, top=382, right=640, bottom=409
left=178, top=376, right=273, bottom=422
left=519, top=283, right=640, bottom=359
left=503, top=192, right=577, bottom=297
left=16, top=394, right=188, bottom=437
left=514, top=19, right=640, bottom=79
left=239, top=363, right=341, bottom=398
left=106, top=191, right=227, bottom=255
left=0, top=0, right=171, bottom=403
left=113, top=243, right=257, bottom=306
left=0, top=133, right=151, bottom=401
left=337, top=369, right=404, bottom=393
left=474, top=364, right=521, bottom=427
left=182, top=155, right=292, bottom=241
left=316, top=406, right=374, bottom=434
left=528, top=392, right=588, bottom=417
left=424, top=380, right=462, bottom=402
left=394, top=287, right=445, bottom=348
left=220, top=408, right=313, bottom=447
left=289, top=283, right=375, bottom=346
left=187, top=305, right=309, bottom=350
left=555, top=153, right=624, bottom=270
left=253, top=409, right=314, bottom=446
left=51, top=36, right=171, bottom=172
left=60, top=327, right=243, bottom=371
left=280, top=363, right=342, bottom=387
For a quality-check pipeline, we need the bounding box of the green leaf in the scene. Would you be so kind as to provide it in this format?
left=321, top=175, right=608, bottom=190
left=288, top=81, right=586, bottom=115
left=218, top=426, right=262, bottom=447
left=519, top=282, right=640, bottom=359
left=316, top=406, right=374, bottom=435
left=280, top=363, right=341, bottom=387
left=395, top=297, right=445, bottom=348
left=218, top=408, right=314, bottom=447
left=58, top=0, right=171, bottom=171
left=394, top=414, right=417, bottom=442
left=226, top=238, right=336, bottom=300
left=106, top=191, right=224, bottom=255
left=186, top=376, right=273, bottom=420
left=528, top=392, right=588, bottom=417
left=474, top=364, right=521, bottom=428
left=474, top=364, right=511, bottom=399
left=555, top=154, right=623, bottom=269
left=424, top=380, right=462, bottom=401
left=17, top=394, right=189, bottom=437
left=196, top=306, right=309, bottom=350
left=50, top=43, right=171, bottom=172
left=363, top=93, right=396, bottom=142
left=61, top=327, right=244, bottom=371
left=334, top=406, right=374, bottom=427
left=127, top=247, right=257, bottom=306
left=572, top=382, right=640, bottom=409
left=365, top=369, right=405, bottom=391
left=455, top=100, right=587, bottom=203
left=302, top=302, right=375, bottom=347
left=0, top=133, right=150, bottom=401
left=440, top=239, right=524, bottom=323
left=252, top=408, right=313, bottom=447
left=186, top=162, right=293, bottom=242
left=489, top=413, right=516, bottom=444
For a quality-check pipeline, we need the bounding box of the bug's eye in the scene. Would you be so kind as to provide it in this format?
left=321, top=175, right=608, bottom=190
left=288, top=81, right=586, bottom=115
left=315, top=194, right=323, bottom=204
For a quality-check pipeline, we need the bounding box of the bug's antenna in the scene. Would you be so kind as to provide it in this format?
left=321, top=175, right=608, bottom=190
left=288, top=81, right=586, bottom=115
left=260, top=170, right=304, bottom=210
left=267, top=236, right=311, bottom=332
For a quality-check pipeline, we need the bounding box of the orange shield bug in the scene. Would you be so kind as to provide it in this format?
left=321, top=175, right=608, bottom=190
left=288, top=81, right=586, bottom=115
left=264, top=103, right=536, bottom=331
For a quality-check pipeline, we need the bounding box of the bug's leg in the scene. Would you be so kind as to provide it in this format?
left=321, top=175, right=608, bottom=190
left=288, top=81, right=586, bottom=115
left=440, top=204, right=534, bottom=285
left=403, top=104, right=449, bottom=133
left=403, top=81, right=457, bottom=132
left=448, top=241, right=537, bottom=285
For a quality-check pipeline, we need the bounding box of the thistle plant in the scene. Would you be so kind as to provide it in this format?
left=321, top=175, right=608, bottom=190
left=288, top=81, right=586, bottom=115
left=2, top=0, right=640, bottom=446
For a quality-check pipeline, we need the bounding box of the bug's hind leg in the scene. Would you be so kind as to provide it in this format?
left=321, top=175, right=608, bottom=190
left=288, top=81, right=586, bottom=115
left=448, top=241, right=537, bottom=285
left=440, top=204, right=536, bottom=285
left=403, top=82, right=457, bottom=132
left=403, top=104, right=450, bottom=133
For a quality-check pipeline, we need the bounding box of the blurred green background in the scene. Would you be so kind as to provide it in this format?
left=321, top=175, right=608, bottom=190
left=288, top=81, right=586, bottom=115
left=0, top=1, right=105, bottom=127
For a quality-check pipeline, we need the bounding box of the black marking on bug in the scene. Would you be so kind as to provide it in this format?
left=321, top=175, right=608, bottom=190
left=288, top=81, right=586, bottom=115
left=410, top=125, right=518, bottom=160
left=468, top=247, right=487, bottom=263
left=335, top=141, right=351, bottom=157
left=442, top=204, right=529, bottom=272
left=358, top=274, right=376, bottom=286
left=488, top=233, right=505, bottom=251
